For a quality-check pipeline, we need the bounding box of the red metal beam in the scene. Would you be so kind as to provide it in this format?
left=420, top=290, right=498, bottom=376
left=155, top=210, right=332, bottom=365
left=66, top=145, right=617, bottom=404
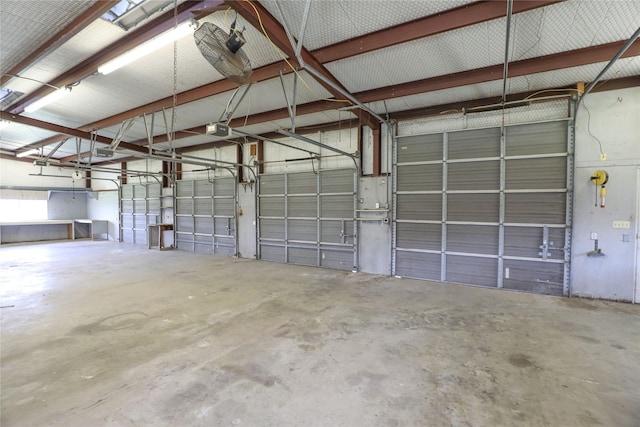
left=74, top=0, right=557, bottom=133
left=313, top=0, right=561, bottom=64
left=0, top=111, right=147, bottom=154
left=8, top=0, right=224, bottom=114
left=229, top=0, right=378, bottom=129
left=1, top=1, right=120, bottom=87
left=356, top=39, right=640, bottom=103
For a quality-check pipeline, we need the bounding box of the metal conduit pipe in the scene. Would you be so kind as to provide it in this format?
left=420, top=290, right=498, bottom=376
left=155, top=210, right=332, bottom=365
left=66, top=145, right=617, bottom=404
left=581, top=25, right=640, bottom=101
left=501, top=0, right=514, bottom=104
left=273, top=0, right=389, bottom=127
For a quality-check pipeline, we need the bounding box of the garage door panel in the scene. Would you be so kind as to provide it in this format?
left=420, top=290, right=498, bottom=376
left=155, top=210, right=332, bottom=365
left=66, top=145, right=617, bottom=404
left=214, top=178, right=234, bottom=197
left=176, top=199, right=192, bottom=215
left=174, top=178, right=237, bottom=256
left=134, top=230, right=146, bottom=244
left=448, top=128, right=500, bottom=159
left=506, top=157, right=567, bottom=190
left=506, top=121, right=568, bottom=156
left=176, top=216, right=193, bottom=232
left=215, top=235, right=235, bottom=250
left=214, top=198, right=235, bottom=217
left=289, top=219, right=317, bottom=242
left=397, top=164, right=442, bottom=192
left=448, top=193, right=499, bottom=222
left=260, top=219, right=284, bottom=239
left=321, top=220, right=353, bottom=244
left=193, top=180, right=212, bottom=197
left=122, top=229, right=134, bottom=243
left=288, top=172, right=316, bottom=194
left=503, top=260, right=563, bottom=295
left=289, top=247, right=318, bottom=267
left=397, top=134, right=443, bottom=163
left=505, top=193, right=566, bottom=224
left=321, top=169, right=354, bottom=193
left=321, top=249, right=353, bottom=271
left=134, top=215, right=147, bottom=229
left=260, top=175, right=284, bottom=195
left=121, top=185, right=133, bottom=198
left=194, top=217, right=213, bottom=235
left=260, top=245, right=285, bottom=263
left=134, top=200, right=146, bottom=212
left=176, top=181, right=192, bottom=197
left=504, top=226, right=565, bottom=259
left=396, top=251, right=441, bottom=280
left=321, top=195, right=353, bottom=218
left=260, top=197, right=284, bottom=217
left=397, top=194, right=442, bottom=221
left=448, top=161, right=499, bottom=191
left=122, top=200, right=133, bottom=213
left=394, top=108, right=571, bottom=295
left=122, top=215, right=133, bottom=229
left=214, top=217, right=234, bottom=236
left=288, top=196, right=317, bottom=218
left=194, top=199, right=213, bottom=216
left=258, top=169, right=355, bottom=269
left=396, top=222, right=441, bottom=251
left=447, top=225, right=498, bottom=255
left=447, top=255, right=498, bottom=287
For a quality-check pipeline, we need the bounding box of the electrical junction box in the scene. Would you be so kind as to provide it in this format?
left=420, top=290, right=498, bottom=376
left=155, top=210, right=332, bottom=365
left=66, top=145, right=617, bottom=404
left=612, top=221, right=631, bottom=229
left=33, top=159, right=49, bottom=167
left=206, top=123, right=232, bottom=138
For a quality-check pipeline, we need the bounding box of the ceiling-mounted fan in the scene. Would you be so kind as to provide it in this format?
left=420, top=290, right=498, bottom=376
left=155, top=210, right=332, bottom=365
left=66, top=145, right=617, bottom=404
left=194, top=18, right=253, bottom=84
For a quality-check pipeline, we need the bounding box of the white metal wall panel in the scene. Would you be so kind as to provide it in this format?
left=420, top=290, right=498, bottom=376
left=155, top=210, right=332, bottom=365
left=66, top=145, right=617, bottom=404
left=174, top=178, right=237, bottom=256
left=394, top=100, right=573, bottom=295
left=258, top=168, right=356, bottom=271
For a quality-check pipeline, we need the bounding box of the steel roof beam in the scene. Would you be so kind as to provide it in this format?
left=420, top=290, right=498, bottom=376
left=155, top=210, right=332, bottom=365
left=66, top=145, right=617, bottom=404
left=0, top=112, right=147, bottom=155
left=1, top=1, right=120, bottom=88
left=65, top=1, right=556, bottom=135
left=8, top=0, right=224, bottom=114
left=313, top=0, right=561, bottom=64
left=229, top=0, right=378, bottom=129
left=356, top=39, right=640, bottom=103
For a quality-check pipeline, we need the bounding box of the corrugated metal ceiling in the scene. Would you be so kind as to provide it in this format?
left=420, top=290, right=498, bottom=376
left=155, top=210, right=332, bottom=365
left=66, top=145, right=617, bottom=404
left=0, top=0, right=638, bottom=163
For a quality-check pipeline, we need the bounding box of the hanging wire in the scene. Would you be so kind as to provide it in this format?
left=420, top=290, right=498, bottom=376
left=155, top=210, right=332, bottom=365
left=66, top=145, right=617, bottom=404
left=241, top=1, right=350, bottom=105
left=582, top=99, right=605, bottom=156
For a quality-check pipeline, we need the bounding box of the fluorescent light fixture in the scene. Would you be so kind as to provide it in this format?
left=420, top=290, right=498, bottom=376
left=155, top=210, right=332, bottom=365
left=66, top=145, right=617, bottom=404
left=24, top=87, right=71, bottom=113
left=98, top=19, right=198, bottom=75
left=16, top=148, right=39, bottom=158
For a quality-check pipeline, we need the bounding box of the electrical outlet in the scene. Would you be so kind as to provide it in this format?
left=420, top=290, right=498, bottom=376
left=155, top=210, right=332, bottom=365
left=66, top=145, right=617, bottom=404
left=600, top=153, right=607, bottom=161
left=612, top=221, right=630, bottom=229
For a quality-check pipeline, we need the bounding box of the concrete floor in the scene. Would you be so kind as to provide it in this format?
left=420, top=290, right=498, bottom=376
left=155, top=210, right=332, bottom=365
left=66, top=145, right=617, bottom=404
left=1, top=241, right=639, bottom=427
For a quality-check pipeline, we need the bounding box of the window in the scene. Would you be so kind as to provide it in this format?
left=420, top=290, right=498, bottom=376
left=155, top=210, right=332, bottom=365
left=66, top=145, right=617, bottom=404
left=102, top=0, right=175, bottom=31
left=0, top=199, right=48, bottom=221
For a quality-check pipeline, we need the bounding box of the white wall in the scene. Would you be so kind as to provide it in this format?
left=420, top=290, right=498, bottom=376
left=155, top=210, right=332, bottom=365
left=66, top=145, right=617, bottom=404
left=87, top=190, right=120, bottom=241
left=0, top=158, right=77, bottom=188
left=571, top=87, right=640, bottom=302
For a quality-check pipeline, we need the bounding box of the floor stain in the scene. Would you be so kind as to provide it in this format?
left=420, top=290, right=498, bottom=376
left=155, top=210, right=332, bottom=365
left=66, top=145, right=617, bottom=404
left=508, top=354, right=535, bottom=368
left=71, top=311, right=149, bottom=334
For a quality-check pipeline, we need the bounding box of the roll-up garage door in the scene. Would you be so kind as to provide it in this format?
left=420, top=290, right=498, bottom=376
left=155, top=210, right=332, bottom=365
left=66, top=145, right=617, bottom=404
left=394, top=105, right=573, bottom=296
left=174, top=178, right=237, bottom=256
left=120, top=183, right=161, bottom=245
left=258, top=168, right=356, bottom=271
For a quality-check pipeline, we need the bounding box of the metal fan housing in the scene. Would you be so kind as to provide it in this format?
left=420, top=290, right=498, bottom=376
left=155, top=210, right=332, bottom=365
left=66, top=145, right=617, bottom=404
left=194, top=22, right=252, bottom=84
